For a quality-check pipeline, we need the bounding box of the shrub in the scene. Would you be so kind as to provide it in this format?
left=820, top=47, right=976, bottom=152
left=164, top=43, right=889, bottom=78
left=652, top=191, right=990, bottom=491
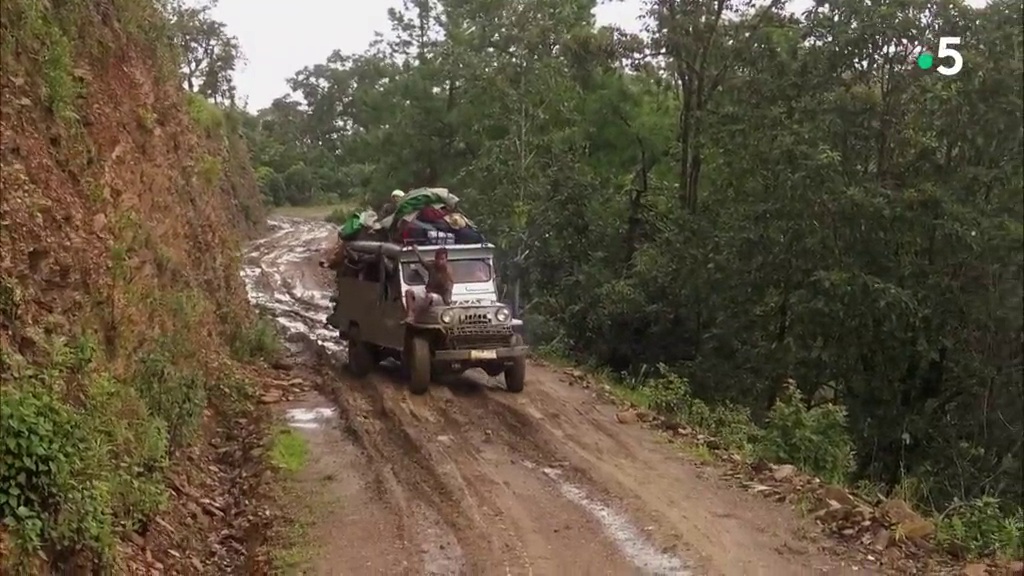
left=937, top=497, right=1024, bottom=559
left=324, top=207, right=348, bottom=225
left=132, top=347, right=207, bottom=453
left=0, top=333, right=201, bottom=569
left=185, top=92, right=224, bottom=135
left=0, top=385, right=113, bottom=562
left=754, top=382, right=855, bottom=484
left=80, top=375, right=169, bottom=532
left=641, top=365, right=756, bottom=451
left=644, top=365, right=692, bottom=415
left=198, top=154, right=222, bottom=187
left=230, top=316, right=279, bottom=362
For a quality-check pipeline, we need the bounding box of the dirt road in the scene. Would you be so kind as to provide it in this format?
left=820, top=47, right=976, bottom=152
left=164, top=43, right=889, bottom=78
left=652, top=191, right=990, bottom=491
left=243, top=217, right=872, bottom=576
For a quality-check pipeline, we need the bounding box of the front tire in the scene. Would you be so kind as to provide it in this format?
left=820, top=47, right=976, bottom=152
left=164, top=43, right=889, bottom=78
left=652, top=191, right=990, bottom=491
left=406, top=335, right=431, bottom=395
left=503, top=334, right=526, bottom=393
left=347, top=324, right=374, bottom=377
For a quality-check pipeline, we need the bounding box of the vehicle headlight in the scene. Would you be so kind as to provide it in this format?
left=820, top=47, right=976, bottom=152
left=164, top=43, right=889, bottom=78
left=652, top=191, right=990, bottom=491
left=494, top=307, right=510, bottom=323
left=440, top=309, right=454, bottom=324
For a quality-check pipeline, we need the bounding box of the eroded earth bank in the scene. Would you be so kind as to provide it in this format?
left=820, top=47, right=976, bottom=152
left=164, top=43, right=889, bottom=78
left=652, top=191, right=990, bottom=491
left=243, top=216, right=875, bottom=576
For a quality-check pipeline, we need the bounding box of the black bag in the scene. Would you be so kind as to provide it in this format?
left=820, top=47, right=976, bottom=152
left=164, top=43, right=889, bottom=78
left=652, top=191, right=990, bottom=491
left=453, top=226, right=484, bottom=244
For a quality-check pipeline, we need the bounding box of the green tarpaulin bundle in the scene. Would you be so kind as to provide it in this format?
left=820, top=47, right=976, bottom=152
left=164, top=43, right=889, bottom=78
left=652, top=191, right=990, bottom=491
left=392, top=188, right=461, bottom=222
left=337, top=210, right=378, bottom=240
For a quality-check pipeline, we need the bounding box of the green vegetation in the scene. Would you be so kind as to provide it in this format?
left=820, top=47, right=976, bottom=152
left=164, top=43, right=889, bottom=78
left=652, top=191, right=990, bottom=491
left=186, top=92, right=226, bottom=136
left=323, top=206, right=349, bottom=225
left=227, top=0, right=1023, bottom=558
left=229, top=316, right=280, bottom=362
left=0, top=321, right=264, bottom=571
left=1, top=337, right=168, bottom=569
left=0, top=279, right=22, bottom=325
left=270, top=518, right=314, bottom=574
left=600, top=361, right=1022, bottom=559
left=609, top=364, right=853, bottom=483
left=269, top=428, right=309, bottom=474
left=266, top=427, right=320, bottom=574
left=267, top=202, right=355, bottom=221
left=133, top=343, right=208, bottom=452
left=0, top=0, right=81, bottom=125
left=935, top=498, right=1024, bottom=560
left=197, top=153, right=222, bottom=187
left=38, top=18, right=78, bottom=125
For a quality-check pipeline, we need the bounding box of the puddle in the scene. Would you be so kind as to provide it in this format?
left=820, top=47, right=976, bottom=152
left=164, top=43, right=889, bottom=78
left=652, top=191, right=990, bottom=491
left=525, top=462, right=689, bottom=575
left=285, top=407, right=337, bottom=429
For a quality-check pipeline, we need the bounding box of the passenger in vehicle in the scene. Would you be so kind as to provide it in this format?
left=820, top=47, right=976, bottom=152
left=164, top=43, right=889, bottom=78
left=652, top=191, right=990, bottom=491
left=379, top=189, right=404, bottom=218
left=403, top=245, right=452, bottom=323
left=319, top=241, right=345, bottom=270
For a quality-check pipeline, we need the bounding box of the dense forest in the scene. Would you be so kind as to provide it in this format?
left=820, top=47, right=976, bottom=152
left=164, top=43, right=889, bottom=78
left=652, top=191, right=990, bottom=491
left=191, top=0, right=1022, bottom=555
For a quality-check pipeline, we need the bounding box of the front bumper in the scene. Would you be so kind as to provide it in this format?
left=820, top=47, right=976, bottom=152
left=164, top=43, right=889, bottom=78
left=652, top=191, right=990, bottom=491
left=433, top=345, right=528, bottom=362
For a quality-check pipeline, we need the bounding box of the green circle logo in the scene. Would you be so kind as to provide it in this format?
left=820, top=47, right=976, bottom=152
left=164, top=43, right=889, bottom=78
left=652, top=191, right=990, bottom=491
left=917, top=53, right=934, bottom=69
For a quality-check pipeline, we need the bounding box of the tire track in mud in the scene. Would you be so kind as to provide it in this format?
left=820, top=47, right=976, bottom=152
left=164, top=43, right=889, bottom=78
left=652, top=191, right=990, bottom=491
left=241, top=216, right=732, bottom=575
left=322, top=360, right=503, bottom=573
left=340, top=365, right=669, bottom=575
left=426, top=378, right=693, bottom=574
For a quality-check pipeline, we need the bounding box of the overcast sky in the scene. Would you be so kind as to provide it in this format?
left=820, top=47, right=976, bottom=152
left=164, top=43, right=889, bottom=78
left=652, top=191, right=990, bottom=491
left=212, top=0, right=988, bottom=111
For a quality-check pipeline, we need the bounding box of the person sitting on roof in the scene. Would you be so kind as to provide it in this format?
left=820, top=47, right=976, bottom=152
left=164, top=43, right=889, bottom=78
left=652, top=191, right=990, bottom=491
left=403, top=245, right=452, bottom=323
left=379, top=189, right=404, bottom=218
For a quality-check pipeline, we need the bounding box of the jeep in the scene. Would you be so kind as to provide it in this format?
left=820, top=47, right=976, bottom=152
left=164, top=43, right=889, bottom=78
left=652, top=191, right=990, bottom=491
left=326, top=241, right=528, bottom=394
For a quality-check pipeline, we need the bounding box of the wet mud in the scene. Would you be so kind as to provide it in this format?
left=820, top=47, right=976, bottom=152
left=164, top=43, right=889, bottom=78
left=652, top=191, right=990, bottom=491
left=244, top=217, right=872, bottom=576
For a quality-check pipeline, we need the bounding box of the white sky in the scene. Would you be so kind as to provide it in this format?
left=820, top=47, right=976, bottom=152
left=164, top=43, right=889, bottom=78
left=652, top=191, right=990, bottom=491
left=212, top=0, right=988, bottom=111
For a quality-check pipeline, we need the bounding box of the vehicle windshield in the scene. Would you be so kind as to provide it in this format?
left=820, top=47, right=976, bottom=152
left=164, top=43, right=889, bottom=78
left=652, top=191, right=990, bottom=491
left=402, top=259, right=492, bottom=285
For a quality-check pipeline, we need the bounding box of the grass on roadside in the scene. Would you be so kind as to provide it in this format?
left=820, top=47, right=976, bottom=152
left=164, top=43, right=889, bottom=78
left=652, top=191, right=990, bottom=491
left=269, top=427, right=308, bottom=474
left=267, top=426, right=316, bottom=573
left=230, top=316, right=280, bottom=363
left=271, top=518, right=314, bottom=574
left=271, top=203, right=355, bottom=220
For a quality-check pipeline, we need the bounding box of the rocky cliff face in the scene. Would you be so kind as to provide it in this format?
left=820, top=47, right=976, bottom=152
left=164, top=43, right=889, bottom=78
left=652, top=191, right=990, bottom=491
left=0, top=1, right=273, bottom=571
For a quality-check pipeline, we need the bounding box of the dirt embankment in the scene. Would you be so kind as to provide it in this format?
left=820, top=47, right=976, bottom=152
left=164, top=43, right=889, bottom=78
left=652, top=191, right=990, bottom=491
left=1, top=0, right=271, bottom=572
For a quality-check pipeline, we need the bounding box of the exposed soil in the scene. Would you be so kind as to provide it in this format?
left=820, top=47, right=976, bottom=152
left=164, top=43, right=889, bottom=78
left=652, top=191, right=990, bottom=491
left=246, top=217, right=877, bottom=576
left=0, top=4, right=272, bottom=572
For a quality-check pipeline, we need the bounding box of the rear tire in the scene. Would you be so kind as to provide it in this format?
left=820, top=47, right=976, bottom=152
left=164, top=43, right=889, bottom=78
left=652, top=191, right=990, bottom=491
left=503, top=334, right=526, bottom=393
left=406, top=335, right=431, bottom=395
left=347, top=324, right=374, bottom=377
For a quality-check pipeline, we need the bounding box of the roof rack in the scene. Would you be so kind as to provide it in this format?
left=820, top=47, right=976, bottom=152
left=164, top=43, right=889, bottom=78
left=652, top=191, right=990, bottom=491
left=345, top=240, right=496, bottom=260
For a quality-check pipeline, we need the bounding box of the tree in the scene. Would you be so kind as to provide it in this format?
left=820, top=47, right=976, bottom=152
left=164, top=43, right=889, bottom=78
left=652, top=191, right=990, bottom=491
left=168, top=0, right=242, bottom=104
left=240, top=0, right=1023, bottom=537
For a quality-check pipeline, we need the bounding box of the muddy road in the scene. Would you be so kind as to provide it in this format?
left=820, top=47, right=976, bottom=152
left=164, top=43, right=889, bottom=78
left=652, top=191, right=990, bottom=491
left=243, top=217, right=869, bottom=576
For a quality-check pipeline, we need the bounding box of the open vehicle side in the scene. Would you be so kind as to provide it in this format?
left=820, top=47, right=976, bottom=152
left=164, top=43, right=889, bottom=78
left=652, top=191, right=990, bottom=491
left=326, top=241, right=528, bottom=394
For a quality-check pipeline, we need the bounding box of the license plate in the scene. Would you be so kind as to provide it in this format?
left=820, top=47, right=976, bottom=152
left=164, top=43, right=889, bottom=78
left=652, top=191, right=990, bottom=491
left=469, top=349, right=497, bottom=360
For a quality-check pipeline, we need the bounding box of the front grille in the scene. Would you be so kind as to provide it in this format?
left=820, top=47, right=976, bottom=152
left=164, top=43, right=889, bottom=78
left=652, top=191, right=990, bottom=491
left=445, top=324, right=513, bottom=350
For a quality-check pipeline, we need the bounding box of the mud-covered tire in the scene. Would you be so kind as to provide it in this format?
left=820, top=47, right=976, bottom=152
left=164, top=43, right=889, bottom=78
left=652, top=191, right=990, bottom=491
left=347, top=324, right=374, bottom=377
left=406, top=335, right=431, bottom=395
left=503, top=334, right=526, bottom=393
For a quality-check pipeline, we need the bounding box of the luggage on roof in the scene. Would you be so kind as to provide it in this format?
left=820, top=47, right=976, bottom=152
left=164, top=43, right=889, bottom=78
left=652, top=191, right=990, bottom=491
left=338, top=210, right=379, bottom=240
left=334, top=187, right=485, bottom=248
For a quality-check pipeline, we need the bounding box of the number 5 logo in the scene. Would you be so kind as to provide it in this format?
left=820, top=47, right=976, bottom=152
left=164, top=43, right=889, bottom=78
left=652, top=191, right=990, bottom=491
left=936, top=37, right=963, bottom=76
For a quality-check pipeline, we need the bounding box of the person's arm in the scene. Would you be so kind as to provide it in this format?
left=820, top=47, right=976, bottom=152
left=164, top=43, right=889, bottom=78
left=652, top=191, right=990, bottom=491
left=412, top=244, right=430, bottom=268
left=442, top=280, right=453, bottom=306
